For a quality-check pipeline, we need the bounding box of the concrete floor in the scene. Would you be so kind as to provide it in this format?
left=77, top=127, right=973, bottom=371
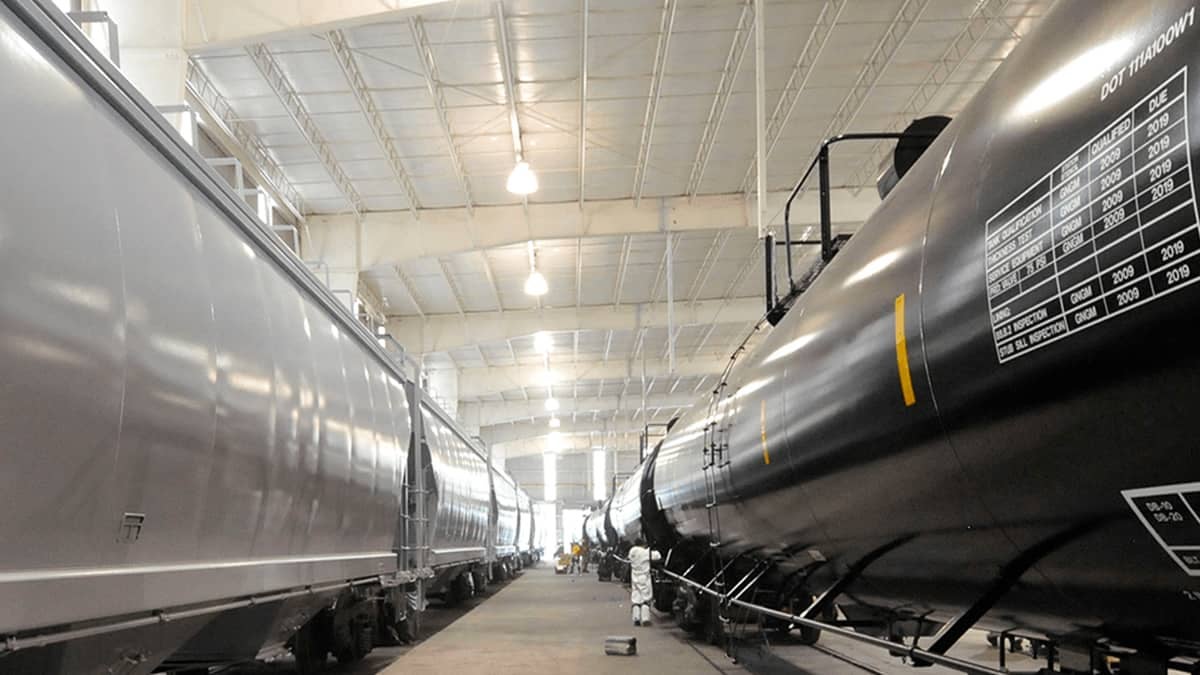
left=230, top=563, right=1035, bottom=674
left=376, top=565, right=1031, bottom=675
left=380, top=564, right=735, bottom=674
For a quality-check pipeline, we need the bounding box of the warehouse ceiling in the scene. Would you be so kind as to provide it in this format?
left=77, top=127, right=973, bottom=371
left=186, top=0, right=1053, bottom=458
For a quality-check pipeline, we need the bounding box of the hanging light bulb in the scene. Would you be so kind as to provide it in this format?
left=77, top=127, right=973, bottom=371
left=534, top=331, right=553, bottom=354
left=525, top=244, right=549, bottom=297
left=524, top=269, right=548, bottom=296
left=544, top=397, right=560, bottom=412
left=549, top=416, right=561, bottom=428
left=506, top=160, right=539, bottom=195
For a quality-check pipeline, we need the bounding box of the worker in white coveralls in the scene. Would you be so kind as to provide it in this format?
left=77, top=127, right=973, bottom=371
left=628, top=538, right=661, bottom=626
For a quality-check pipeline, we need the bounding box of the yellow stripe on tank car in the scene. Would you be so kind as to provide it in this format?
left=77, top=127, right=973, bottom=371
left=760, top=399, right=770, bottom=465
left=894, top=294, right=917, bottom=407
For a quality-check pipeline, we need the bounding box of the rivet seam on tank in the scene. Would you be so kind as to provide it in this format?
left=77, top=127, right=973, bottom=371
left=760, top=400, right=770, bottom=465
left=894, top=294, right=917, bottom=407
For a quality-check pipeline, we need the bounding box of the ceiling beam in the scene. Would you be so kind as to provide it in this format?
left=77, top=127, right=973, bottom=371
left=394, top=266, right=427, bottom=318
left=844, top=0, right=1014, bottom=190
left=305, top=189, right=878, bottom=270
left=686, top=230, right=731, bottom=304
left=437, top=258, right=467, bottom=316
left=497, top=434, right=643, bottom=458
left=183, top=0, right=447, bottom=52
left=788, top=0, right=934, bottom=198
left=462, top=393, right=696, bottom=427
left=479, top=249, right=505, bottom=311
left=185, top=61, right=305, bottom=223
left=387, top=296, right=764, bottom=353
left=410, top=16, right=475, bottom=211
left=494, top=1, right=527, bottom=165
left=575, top=238, right=583, bottom=307
left=648, top=233, right=681, bottom=303
left=690, top=236, right=763, bottom=360
left=632, top=0, right=678, bottom=203
left=246, top=43, right=364, bottom=216
left=686, top=0, right=752, bottom=199
left=326, top=29, right=421, bottom=216
left=455, top=355, right=733, bottom=399
left=486, top=418, right=685, bottom=449
left=612, top=235, right=632, bottom=307
left=738, top=0, right=846, bottom=194
left=578, top=0, right=589, bottom=206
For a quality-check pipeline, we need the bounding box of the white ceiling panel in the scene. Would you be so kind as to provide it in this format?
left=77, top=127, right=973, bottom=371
left=192, top=0, right=1055, bottom=435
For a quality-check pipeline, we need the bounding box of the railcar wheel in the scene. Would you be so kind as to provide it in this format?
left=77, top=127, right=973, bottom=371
left=653, top=583, right=675, bottom=613
left=335, top=619, right=373, bottom=664
left=795, top=597, right=834, bottom=646
left=292, top=620, right=328, bottom=675
left=703, top=599, right=726, bottom=646
left=396, top=610, right=421, bottom=644
left=447, top=573, right=472, bottom=606
left=796, top=622, right=821, bottom=646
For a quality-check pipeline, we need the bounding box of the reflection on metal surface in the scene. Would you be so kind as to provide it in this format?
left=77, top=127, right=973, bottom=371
left=843, top=249, right=903, bottom=287
left=1015, top=39, right=1130, bottom=117
left=763, top=332, right=816, bottom=364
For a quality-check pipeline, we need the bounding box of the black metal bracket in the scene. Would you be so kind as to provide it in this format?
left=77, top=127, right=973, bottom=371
left=724, top=559, right=773, bottom=608
left=913, top=520, right=1103, bottom=665
left=658, top=565, right=1008, bottom=675
left=801, top=534, right=916, bottom=620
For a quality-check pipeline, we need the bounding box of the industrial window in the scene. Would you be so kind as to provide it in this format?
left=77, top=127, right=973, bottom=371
left=592, top=449, right=606, bottom=501
left=542, top=451, right=556, bottom=502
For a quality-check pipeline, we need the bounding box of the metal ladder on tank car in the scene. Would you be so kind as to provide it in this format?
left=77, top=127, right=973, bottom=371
left=697, top=345, right=748, bottom=647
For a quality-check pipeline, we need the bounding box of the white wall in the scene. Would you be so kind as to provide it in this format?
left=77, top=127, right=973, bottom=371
left=507, top=449, right=641, bottom=507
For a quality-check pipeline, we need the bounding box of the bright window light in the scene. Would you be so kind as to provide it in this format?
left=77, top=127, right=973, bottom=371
left=524, top=269, right=548, bottom=296
left=180, top=110, right=195, bottom=147
left=543, top=451, right=557, bottom=502
left=549, top=416, right=561, bottom=428
left=535, top=502, right=557, bottom=554
left=544, top=397, right=560, bottom=412
left=507, top=160, right=539, bottom=195
left=562, top=508, right=584, bottom=552
left=592, top=449, right=606, bottom=501
left=533, top=330, right=553, bottom=353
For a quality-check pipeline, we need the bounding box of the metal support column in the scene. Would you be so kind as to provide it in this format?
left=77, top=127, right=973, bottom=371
left=753, top=0, right=766, bottom=240
left=662, top=198, right=676, bottom=373
left=818, top=145, right=833, bottom=262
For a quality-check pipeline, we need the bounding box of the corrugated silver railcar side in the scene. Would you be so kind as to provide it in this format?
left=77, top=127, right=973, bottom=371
left=416, top=402, right=494, bottom=603
left=492, top=470, right=520, bottom=555
left=0, top=1, right=412, bottom=671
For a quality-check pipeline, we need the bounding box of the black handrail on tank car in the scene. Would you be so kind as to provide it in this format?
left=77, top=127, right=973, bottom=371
left=784, top=132, right=907, bottom=270
left=658, top=567, right=1011, bottom=675
left=768, top=132, right=936, bottom=322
